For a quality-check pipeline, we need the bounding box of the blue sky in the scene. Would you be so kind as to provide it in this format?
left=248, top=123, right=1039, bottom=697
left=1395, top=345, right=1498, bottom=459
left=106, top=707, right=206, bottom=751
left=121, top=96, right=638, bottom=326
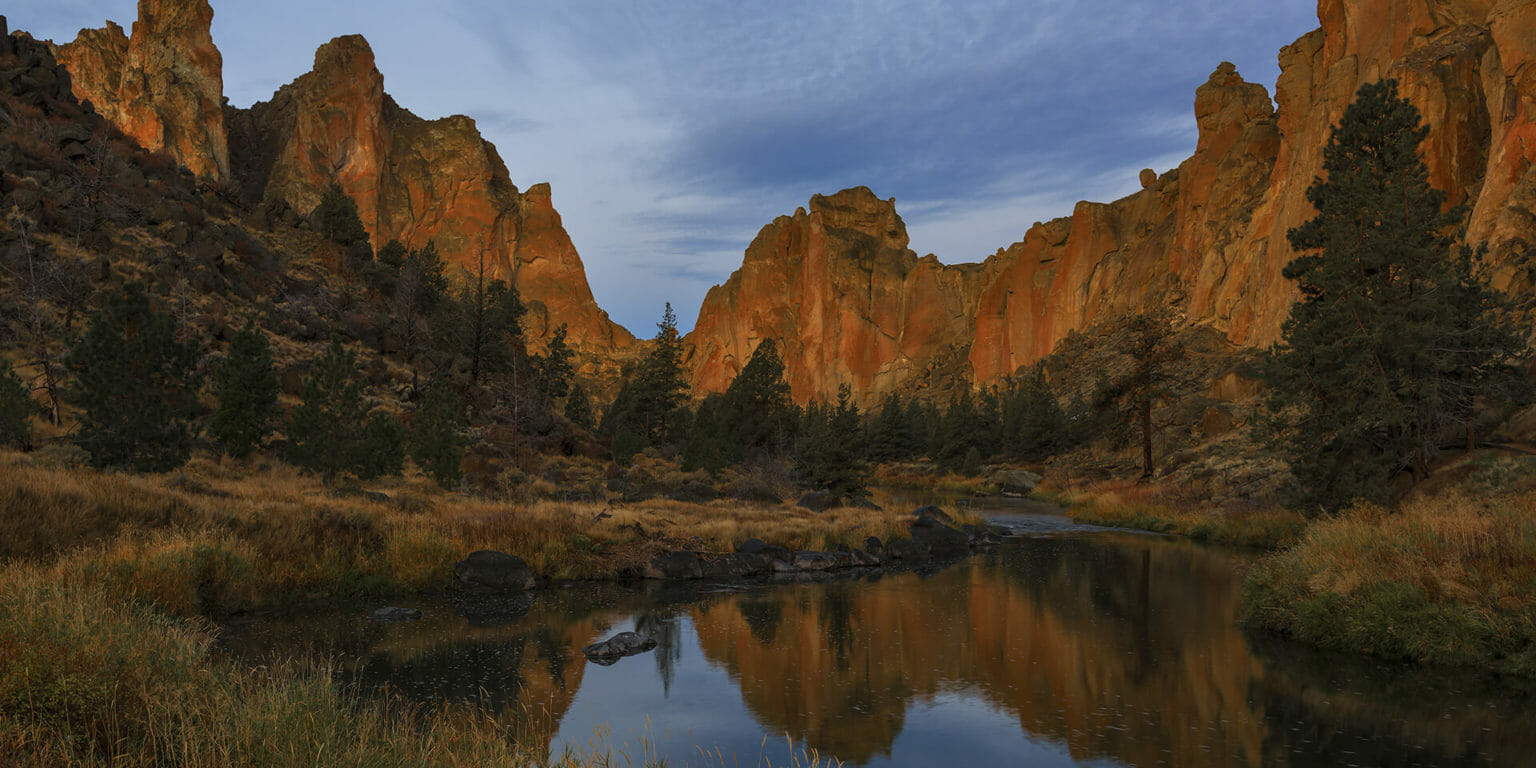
left=18, top=1, right=1319, bottom=335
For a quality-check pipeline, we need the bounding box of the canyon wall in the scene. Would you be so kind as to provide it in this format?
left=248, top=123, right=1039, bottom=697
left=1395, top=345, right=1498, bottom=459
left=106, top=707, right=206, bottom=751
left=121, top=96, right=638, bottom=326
left=689, top=0, right=1536, bottom=404
left=55, top=1, right=632, bottom=357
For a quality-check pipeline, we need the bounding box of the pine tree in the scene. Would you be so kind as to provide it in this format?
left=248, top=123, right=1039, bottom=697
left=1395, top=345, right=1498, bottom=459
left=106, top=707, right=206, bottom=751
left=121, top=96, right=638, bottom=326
left=311, top=182, right=372, bottom=270
left=286, top=339, right=403, bottom=480
left=208, top=319, right=279, bottom=458
left=392, top=242, right=448, bottom=370
left=409, top=376, right=468, bottom=489
left=1113, top=309, right=1186, bottom=480
left=565, top=380, right=595, bottom=429
left=866, top=393, right=913, bottom=463
left=534, top=324, right=575, bottom=400
left=1000, top=364, right=1067, bottom=460
left=0, top=359, right=33, bottom=450
left=1262, top=79, right=1527, bottom=510
left=718, top=338, right=794, bottom=463
left=601, top=304, right=688, bottom=454
left=795, top=385, right=870, bottom=499
left=66, top=282, right=202, bottom=471
left=681, top=394, right=731, bottom=474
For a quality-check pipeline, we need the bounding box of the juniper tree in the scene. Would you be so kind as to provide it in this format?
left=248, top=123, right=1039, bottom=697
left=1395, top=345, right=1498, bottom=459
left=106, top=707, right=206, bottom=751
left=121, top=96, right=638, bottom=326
left=66, top=282, right=202, bottom=472
left=718, top=337, right=794, bottom=463
left=601, top=304, right=689, bottom=455
left=208, top=319, right=279, bottom=458
left=795, top=385, right=870, bottom=499
left=286, top=339, right=404, bottom=480
left=533, top=324, right=574, bottom=400
left=1262, top=79, right=1526, bottom=510
left=409, top=376, right=468, bottom=489
left=312, top=182, right=372, bottom=270
left=565, top=380, right=595, bottom=429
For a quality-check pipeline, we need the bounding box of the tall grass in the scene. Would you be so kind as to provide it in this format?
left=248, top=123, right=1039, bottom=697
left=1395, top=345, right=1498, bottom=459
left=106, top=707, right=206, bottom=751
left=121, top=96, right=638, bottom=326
left=1056, top=478, right=1307, bottom=549
left=1242, top=493, right=1536, bottom=676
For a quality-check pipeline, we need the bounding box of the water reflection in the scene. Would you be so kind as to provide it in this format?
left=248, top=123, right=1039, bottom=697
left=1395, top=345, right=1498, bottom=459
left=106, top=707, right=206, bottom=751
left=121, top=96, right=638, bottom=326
left=220, top=533, right=1534, bottom=767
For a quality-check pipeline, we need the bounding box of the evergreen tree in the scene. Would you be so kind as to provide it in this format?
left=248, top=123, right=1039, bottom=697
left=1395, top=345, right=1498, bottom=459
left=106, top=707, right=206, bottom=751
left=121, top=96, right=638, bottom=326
left=311, top=182, right=372, bottom=270
left=452, top=251, right=525, bottom=386
left=410, top=376, right=468, bottom=489
left=866, top=393, right=913, bottom=463
left=934, top=390, right=987, bottom=472
left=208, top=319, right=279, bottom=458
left=392, top=242, right=448, bottom=369
left=0, top=360, right=33, bottom=450
left=534, top=324, right=575, bottom=400
left=718, top=338, right=794, bottom=463
left=66, top=282, right=202, bottom=471
left=795, top=385, right=870, bottom=499
left=1112, top=309, right=1186, bottom=480
left=601, top=304, right=688, bottom=455
left=565, top=380, right=595, bottom=429
left=1262, top=79, right=1527, bottom=510
left=287, top=339, right=404, bottom=480
left=681, top=395, right=732, bottom=474
left=1000, top=364, right=1068, bottom=460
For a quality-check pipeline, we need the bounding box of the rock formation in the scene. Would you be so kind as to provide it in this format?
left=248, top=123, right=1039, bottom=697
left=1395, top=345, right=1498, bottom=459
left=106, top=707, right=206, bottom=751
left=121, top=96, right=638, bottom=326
left=224, top=35, right=633, bottom=357
left=55, top=7, right=631, bottom=357
left=686, top=187, right=986, bottom=403
left=691, top=0, right=1536, bottom=403
left=54, top=0, right=228, bottom=180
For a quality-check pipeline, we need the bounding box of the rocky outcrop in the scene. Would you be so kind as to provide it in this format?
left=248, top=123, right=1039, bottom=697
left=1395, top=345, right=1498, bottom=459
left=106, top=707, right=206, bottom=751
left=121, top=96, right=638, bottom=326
left=226, top=35, right=633, bottom=356
left=54, top=0, right=228, bottom=180
left=692, top=0, right=1536, bottom=403
left=686, top=187, right=987, bottom=403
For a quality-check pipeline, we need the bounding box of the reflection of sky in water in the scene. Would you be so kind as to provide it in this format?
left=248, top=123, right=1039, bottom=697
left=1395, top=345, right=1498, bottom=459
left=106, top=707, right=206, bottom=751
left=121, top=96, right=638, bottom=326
left=555, top=617, right=1114, bottom=768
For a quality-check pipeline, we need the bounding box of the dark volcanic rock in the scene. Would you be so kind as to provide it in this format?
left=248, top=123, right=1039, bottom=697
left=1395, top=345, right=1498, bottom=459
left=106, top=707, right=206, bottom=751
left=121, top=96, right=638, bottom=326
left=862, top=536, right=886, bottom=560
left=791, top=551, right=854, bottom=571
left=736, top=538, right=792, bottom=562
left=454, top=550, right=536, bottom=592
left=886, top=537, right=931, bottom=561
left=703, top=552, right=774, bottom=579
left=643, top=550, right=703, bottom=580
left=581, top=631, right=657, bottom=665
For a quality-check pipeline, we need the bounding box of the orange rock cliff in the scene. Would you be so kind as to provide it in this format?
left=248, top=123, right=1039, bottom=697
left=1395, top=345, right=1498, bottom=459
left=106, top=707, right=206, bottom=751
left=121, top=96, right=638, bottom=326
left=54, top=0, right=633, bottom=358
left=48, top=0, right=1536, bottom=403
left=689, top=0, right=1536, bottom=404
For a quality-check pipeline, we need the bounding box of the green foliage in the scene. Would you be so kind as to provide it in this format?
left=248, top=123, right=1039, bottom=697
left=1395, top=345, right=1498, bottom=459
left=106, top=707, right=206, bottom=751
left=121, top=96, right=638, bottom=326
left=934, top=390, right=996, bottom=472
left=565, top=380, right=595, bottom=429
left=409, top=377, right=467, bottom=489
left=681, top=394, right=732, bottom=474
left=866, top=393, right=914, bottom=463
left=600, top=303, right=689, bottom=457
left=999, top=364, right=1069, bottom=460
left=446, top=252, right=525, bottom=386
left=311, top=182, right=372, bottom=269
left=795, top=385, right=870, bottom=498
left=719, top=338, right=795, bottom=462
left=208, top=319, right=278, bottom=458
left=66, top=282, right=202, bottom=472
left=286, top=340, right=403, bottom=480
left=390, top=242, right=449, bottom=366
left=533, top=324, right=574, bottom=400
left=0, top=359, right=33, bottom=450
left=960, top=446, right=983, bottom=477
left=1260, top=80, right=1528, bottom=510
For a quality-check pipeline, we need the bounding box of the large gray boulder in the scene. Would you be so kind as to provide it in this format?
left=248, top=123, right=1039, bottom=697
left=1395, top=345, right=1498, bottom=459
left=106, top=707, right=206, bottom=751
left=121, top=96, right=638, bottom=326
left=455, top=550, right=536, bottom=592
left=990, top=470, right=1042, bottom=496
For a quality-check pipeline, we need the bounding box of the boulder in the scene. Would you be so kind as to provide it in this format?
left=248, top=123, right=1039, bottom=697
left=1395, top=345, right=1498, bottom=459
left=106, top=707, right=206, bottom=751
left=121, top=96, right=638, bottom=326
left=666, top=482, right=719, bottom=503
left=962, top=524, right=1005, bottom=546
left=581, top=631, right=657, bottom=664
left=885, top=537, right=931, bottom=561
left=796, top=491, right=835, bottom=512
left=851, top=549, right=882, bottom=567
left=989, top=470, right=1042, bottom=496
left=642, top=550, right=703, bottom=580
left=368, top=606, right=421, bottom=622
left=454, top=550, right=536, bottom=592
left=791, top=551, right=854, bottom=571
left=912, top=505, right=955, bottom=527
left=862, top=536, right=886, bottom=560
left=703, top=552, right=773, bottom=579
left=736, top=538, right=792, bottom=562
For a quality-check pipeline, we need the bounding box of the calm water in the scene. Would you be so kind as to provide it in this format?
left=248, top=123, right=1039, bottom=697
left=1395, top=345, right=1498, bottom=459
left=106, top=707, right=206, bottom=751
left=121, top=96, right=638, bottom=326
left=220, top=504, right=1534, bottom=767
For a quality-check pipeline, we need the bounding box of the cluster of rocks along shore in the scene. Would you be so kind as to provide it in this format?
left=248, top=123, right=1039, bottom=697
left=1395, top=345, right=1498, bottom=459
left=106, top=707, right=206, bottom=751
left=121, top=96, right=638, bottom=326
left=450, top=506, right=1008, bottom=596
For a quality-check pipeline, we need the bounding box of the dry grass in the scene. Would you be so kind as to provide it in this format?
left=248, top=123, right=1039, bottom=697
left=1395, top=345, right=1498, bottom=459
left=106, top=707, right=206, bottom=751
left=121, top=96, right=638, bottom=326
left=0, top=450, right=922, bottom=617
left=1243, top=492, right=1536, bottom=675
left=1051, top=478, right=1307, bottom=550
left=872, top=462, right=995, bottom=495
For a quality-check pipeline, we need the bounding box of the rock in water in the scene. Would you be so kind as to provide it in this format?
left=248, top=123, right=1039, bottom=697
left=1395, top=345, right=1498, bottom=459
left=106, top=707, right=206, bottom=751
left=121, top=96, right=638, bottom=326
left=582, top=631, right=657, bottom=665
left=454, top=550, right=536, bottom=592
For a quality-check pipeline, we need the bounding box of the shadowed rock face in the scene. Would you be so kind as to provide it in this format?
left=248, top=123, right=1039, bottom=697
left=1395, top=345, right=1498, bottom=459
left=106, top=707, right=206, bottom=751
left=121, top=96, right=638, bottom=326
left=692, top=0, right=1536, bottom=403
left=55, top=0, right=229, bottom=180
left=223, top=35, right=634, bottom=357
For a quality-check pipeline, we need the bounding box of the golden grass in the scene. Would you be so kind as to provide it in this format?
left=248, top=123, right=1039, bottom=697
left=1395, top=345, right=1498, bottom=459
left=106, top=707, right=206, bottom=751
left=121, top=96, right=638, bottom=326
left=0, top=451, right=923, bottom=617
left=1051, top=478, right=1307, bottom=550
left=1243, top=491, right=1536, bottom=675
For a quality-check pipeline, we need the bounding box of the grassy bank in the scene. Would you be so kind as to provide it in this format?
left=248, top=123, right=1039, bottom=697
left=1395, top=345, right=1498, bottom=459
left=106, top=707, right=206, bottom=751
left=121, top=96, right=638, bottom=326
left=0, top=451, right=919, bottom=618
left=1052, top=479, right=1307, bottom=550
left=1242, top=492, right=1536, bottom=677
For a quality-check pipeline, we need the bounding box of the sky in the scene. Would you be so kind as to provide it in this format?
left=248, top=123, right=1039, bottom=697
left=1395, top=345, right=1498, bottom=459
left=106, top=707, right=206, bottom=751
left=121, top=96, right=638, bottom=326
left=16, top=1, right=1320, bottom=336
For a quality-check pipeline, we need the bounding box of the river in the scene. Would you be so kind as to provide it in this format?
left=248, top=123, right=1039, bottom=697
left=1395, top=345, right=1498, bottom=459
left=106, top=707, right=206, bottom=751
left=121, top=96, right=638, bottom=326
left=220, top=500, right=1534, bottom=767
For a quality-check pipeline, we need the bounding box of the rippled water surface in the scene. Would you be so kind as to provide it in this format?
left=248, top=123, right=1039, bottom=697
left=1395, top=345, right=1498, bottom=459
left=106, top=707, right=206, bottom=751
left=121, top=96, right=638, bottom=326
left=221, top=503, right=1534, bottom=767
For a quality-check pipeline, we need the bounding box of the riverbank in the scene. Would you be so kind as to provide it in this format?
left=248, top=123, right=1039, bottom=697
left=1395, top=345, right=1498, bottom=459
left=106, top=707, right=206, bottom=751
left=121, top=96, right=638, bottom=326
left=1049, top=479, right=1307, bottom=550
left=1242, top=491, right=1536, bottom=678
left=0, top=450, right=981, bottom=765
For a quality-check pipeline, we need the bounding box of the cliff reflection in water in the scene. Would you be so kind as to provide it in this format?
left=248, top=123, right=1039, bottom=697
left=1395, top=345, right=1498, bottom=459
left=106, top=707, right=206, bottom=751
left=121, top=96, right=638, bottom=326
left=221, top=534, right=1535, bottom=766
